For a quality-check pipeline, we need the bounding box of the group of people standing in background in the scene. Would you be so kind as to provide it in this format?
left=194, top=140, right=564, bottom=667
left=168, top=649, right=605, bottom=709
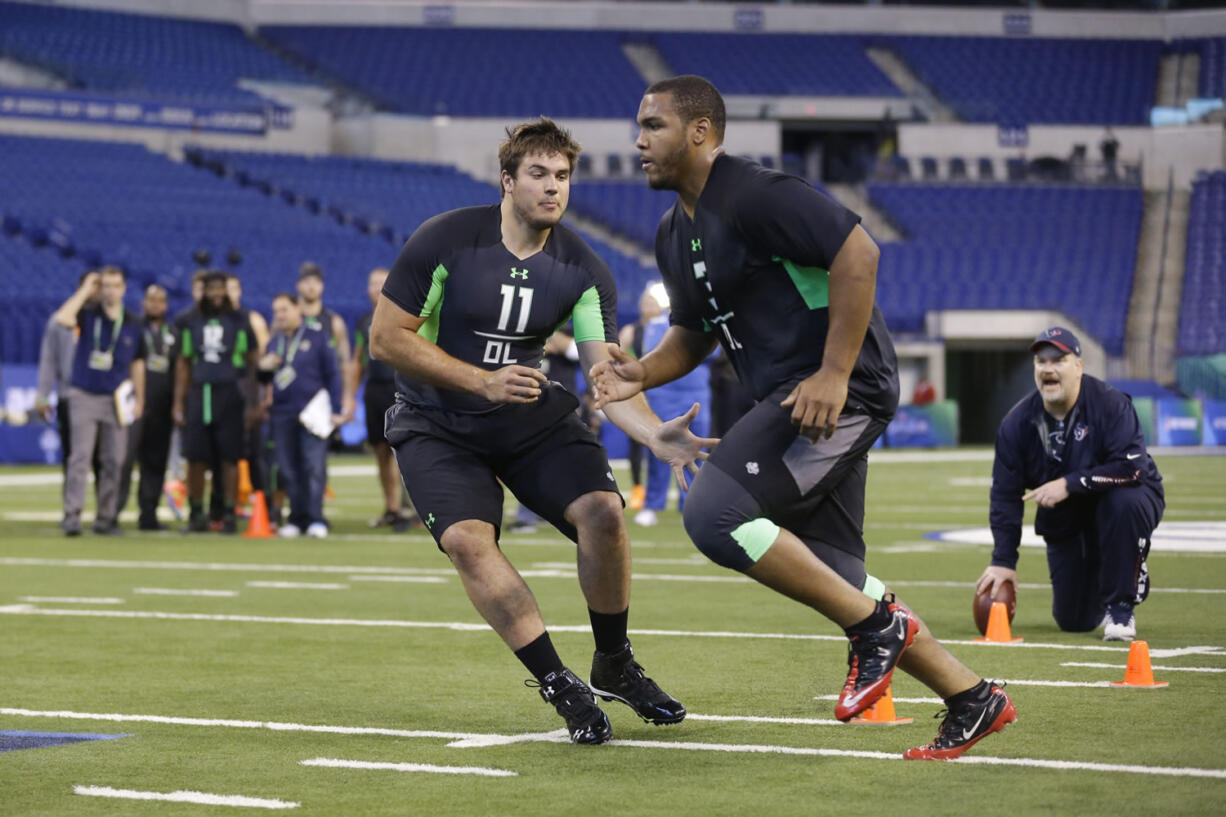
left=34, top=261, right=417, bottom=538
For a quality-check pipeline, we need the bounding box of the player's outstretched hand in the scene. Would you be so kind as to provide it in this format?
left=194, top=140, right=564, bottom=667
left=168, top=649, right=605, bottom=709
left=481, top=364, right=547, bottom=404
left=781, top=367, right=849, bottom=441
left=590, top=343, right=646, bottom=409
left=975, top=565, right=1018, bottom=598
left=648, top=402, right=720, bottom=491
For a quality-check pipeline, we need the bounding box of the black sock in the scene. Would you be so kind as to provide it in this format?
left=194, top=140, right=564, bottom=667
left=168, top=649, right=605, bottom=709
left=944, top=679, right=992, bottom=709
left=588, top=608, right=630, bottom=655
left=845, top=599, right=892, bottom=636
left=189, top=500, right=203, bottom=517
left=514, top=632, right=566, bottom=684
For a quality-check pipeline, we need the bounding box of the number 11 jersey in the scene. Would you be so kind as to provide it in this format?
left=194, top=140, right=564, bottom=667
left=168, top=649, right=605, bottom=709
left=381, top=204, right=619, bottom=415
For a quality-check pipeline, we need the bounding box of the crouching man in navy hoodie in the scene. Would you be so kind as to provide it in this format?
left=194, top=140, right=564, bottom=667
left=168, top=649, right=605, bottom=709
left=977, top=327, right=1164, bottom=642
left=260, top=293, right=344, bottom=539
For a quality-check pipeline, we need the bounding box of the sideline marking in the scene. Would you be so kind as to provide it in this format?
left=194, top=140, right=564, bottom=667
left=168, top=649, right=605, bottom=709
left=347, top=576, right=447, bottom=584
left=3, top=708, right=481, bottom=741
left=73, top=786, right=298, bottom=809
left=300, top=757, right=516, bottom=777
left=9, top=706, right=1223, bottom=780
left=133, top=588, right=237, bottom=598
left=1062, top=662, right=1226, bottom=673
left=245, top=582, right=348, bottom=590
left=5, top=557, right=1222, bottom=596
left=18, top=597, right=123, bottom=604
left=4, top=603, right=1221, bottom=655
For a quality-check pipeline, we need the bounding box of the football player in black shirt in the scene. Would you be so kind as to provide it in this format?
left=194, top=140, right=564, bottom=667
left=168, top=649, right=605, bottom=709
left=371, top=118, right=713, bottom=744
left=593, top=76, right=1015, bottom=760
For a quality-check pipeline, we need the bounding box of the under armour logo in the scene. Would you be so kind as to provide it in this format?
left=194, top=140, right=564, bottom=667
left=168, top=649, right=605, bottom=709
left=691, top=239, right=702, bottom=252
left=510, top=267, right=529, bottom=280
left=746, top=462, right=760, bottom=475
left=425, top=513, right=436, bottom=527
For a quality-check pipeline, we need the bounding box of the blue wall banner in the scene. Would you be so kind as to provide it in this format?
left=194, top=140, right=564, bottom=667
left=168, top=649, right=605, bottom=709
left=1156, top=397, right=1203, bottom=447
left=0, top=87, right=285, bottom=134
left=885, top=400, right=959, bottom=448
left=0, top=364, right=61, bottom=464
left=1202, top=399, right=1226, bottom=446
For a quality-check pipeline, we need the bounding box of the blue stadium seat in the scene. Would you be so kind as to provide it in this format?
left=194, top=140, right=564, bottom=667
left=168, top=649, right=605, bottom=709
left=1179, top=170, right=1226, bottom=355
left=867, top=182, right=1142, bottom=354
left=884, top=36, right=1161, bottom=125
left=0, top=1, right=314, bottom=107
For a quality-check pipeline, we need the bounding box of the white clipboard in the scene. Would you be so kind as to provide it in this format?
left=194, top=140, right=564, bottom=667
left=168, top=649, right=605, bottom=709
left=114, top=379, right=137, bottom=427
left=298, top=389, right=335, bottom=439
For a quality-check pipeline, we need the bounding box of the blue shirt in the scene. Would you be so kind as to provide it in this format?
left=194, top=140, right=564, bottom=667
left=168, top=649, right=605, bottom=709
left=269, top=323, right=343, bottom=417
left=69, top=306, right=145, bottom=395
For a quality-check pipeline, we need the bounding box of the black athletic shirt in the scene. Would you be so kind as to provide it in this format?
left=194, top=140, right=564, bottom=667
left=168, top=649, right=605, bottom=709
left=655, top=154, right=900, bottom=420
left=382, top=204, right=618, bottom=414
left=178, top=309, right=254, bottom=385
left=355, top=311, right=396, bottom=385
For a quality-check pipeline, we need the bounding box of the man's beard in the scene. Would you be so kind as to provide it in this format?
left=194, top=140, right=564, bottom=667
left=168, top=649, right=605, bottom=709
left=201, top=296, right=233, bottom=316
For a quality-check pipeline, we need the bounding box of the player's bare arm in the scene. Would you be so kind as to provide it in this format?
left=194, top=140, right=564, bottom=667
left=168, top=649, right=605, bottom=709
left=129, top=358, right=145, bottom=421
left=781, top=224, right=879, bottom=441
left=370, top=293, right=546, bottom=404
left=590, top=325, right=715, bottom=409
left=580, top=340, right=718, bottom=489
left=53, top=272, right=100, bottom=328
left=171, top=355, right=190, bottom=426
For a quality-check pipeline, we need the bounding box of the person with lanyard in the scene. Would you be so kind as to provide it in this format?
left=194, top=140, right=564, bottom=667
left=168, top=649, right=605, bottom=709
left=354, top=267, right=418, bottom=532
left=172, top=270, right=257, bottom=534
left=52, top=266, right=146, bottom=536
left=259, top=293, right=344, bottom=539
left=116, top=284, right=178, bottom=530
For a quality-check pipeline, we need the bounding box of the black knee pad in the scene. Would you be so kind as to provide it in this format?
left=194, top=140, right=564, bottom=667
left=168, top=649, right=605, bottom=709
left=682, top=464, right=771, bottom=572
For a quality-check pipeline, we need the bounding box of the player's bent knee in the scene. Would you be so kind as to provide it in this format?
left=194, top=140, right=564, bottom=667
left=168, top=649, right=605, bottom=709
left=439, top=522, right=498, bottom=571
left=567, top=491, right=624, bottom=537
left=682, top=502, right=770, bottom=572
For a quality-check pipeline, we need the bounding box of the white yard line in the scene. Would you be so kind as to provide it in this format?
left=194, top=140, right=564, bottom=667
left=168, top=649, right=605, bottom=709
left=7, top=706, right=1222, bottom=780
left=300, top=757, right=516, bottom=777
left=5, top=558, right=1224, bottom=597
left=245, top=582, right=348, bottom=590
left=132, top=588, right=237, bottom=598
left=73, top=786, right=298, bottom=809
left=1062, top=662, right=1226, bottom=673
left=2, top=708, right=481, bottom=741
left=18, top=597, right=123, bottom=604
left=5, top=603, right=1220, bottom=656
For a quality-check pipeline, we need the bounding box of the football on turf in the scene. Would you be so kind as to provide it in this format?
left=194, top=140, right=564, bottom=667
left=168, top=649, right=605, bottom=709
left=973, top=582, right=1017, bottom=636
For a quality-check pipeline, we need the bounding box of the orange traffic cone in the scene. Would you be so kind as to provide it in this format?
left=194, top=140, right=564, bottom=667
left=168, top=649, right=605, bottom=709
left=849, top=685, right=913, bottom=725
left=237, top=459, right=253, bottom=507
left=975, top=602, right=1023, bottom=643
left=1110, top=640, right=1169, bottom=688
left=243, top=490, right=274, bottom=539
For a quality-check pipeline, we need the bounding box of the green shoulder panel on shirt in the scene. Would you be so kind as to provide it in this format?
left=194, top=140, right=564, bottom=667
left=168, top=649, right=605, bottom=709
left=775, top=256, right=830, bottom=310
left=180, top=327, right=194, bottom=360
left=417, top=263, right=449, bottom=343
left=571, top=286, right=605, bottom=343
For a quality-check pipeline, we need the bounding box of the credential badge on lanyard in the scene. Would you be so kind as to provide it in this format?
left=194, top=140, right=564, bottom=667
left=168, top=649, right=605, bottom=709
left=88, top=310, right=124, bottom=371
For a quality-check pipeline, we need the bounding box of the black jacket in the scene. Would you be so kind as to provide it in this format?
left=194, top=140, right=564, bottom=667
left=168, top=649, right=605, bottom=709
left=989, top=374, right=1163, bottom=568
